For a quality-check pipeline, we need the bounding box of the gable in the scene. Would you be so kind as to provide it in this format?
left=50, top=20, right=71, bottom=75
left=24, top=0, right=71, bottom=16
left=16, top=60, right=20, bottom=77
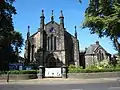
left=85, top=44, right=109, bottom=55
left=85, top=44, right=98, bottom=55
left=94, top=46, right=108, bottom=54
left=45, top=21, right=60, bottom=35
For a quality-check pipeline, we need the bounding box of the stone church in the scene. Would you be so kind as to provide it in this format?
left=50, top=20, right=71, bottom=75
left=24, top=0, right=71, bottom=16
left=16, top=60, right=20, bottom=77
left=24, top=10, right=111, bottom=68
left=85, top=41, right=111, bottom=66
left=24, top=10, right=80, bottom=68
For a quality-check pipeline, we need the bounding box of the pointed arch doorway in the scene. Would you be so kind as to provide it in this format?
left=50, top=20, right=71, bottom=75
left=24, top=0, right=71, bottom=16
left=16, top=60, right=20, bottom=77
left=46, top=57, right=57, bottom=68
left=45, top=54, right=62, bottom=77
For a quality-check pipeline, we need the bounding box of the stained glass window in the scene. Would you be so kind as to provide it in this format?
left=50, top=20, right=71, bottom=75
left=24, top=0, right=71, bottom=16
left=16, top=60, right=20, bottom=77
left=49, top=27, right=55, bottom=32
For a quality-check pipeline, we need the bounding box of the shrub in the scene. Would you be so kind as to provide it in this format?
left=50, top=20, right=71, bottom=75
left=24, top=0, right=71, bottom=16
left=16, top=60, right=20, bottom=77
left=68, top=67, right=120, bottom=73
left=0, top=71, right=8, bottom=74
left=85, top=65, right=97, bottom=69
left=116, top=60, right=120, bottom=67
left=85, top=59, right=119, bottom=70
left=69, top=64, right=83, bottom=69
left=0, top=70, right=38, bottom=74
left=69, top=64, right=76, bottom=68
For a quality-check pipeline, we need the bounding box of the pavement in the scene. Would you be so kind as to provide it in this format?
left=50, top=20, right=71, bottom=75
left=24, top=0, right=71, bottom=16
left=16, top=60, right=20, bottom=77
left=0, top=77, right=120, bottom=85
left=0, top=78, right=120, bottom=90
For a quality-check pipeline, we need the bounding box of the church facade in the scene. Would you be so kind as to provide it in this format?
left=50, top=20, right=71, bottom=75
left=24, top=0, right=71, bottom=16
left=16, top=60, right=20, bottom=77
left=24, top=10, right=80, bottom=68
left=24, top=10, right=111, bottom=68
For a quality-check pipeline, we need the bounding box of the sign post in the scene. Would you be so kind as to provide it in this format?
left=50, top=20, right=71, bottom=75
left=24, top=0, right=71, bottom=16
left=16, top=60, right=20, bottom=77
left=7, top=71, right=9, bottom=82
left=37, top=65, right=44, bottom=78
left=62, top=65, right=68, bottom=78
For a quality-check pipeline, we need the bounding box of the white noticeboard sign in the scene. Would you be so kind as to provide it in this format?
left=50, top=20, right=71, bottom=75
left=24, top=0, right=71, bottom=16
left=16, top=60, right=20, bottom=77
left=45, top=68, right=62, bottom=77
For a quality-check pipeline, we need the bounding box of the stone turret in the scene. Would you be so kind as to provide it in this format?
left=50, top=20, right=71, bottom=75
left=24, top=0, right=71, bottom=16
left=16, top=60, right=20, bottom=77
left=96, top=41, right=99, bottom=45
left=27, top=26, right=30, bottom=39
left=25, top=26, right=31, bottom=64
left=51, top=10, right=54, bottom=23
left=40, top=10, right=45, bottom=30
left=59, top=10, right=64, bottom=28
left=40, top=10, right=45, bottom=49
left=74, top=26, right=77, bottom=39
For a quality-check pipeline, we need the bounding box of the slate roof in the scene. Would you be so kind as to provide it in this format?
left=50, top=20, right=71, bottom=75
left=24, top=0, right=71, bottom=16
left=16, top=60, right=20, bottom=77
left=85, top=44, right=99, bottom=55
left=64, top=30, right=79, bottom=41
left=85, top=41, right=110, bottom=55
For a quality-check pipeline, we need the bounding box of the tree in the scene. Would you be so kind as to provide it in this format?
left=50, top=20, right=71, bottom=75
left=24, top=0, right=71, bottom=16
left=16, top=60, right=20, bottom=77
left=78, top=0, right=82, bottom=3
left=82, top=0, right=120, bottom=54
left=0, top=0, right=23, bottom=70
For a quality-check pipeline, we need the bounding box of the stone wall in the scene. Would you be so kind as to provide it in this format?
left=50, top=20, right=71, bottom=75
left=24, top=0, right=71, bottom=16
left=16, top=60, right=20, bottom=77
left=68, top=72, right=120, bottom=79
left=0, top=74, right=37, bottom=80
left=1, top=72, right=120, bottom=80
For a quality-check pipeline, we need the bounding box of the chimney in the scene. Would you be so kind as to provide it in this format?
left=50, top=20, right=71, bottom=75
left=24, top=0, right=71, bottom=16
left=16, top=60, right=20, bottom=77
left=85, top=47, right=88, bottom=51
left=96, top=41, right=99, bottom=45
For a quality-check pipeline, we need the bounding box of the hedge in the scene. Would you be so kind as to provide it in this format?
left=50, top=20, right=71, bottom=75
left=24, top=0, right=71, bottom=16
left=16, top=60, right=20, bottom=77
left=1, top=68, right=120, bottom=74
left=68, top=68, right=120, bottom=73
left=0, top=70, right=38, bottom=74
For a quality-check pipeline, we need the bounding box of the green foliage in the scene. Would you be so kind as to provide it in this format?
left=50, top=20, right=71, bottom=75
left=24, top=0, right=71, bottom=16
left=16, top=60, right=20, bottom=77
left=0, top=70, right=38, bottom=75
left=0, top=0, right=24, bottom=70
left=0, top=71, right=8, bottom=74
left=69, top=60, right=120, bottom=73
left=69, top=67, right=120, bottom=73
left=115, top=58, right=120, bottom=67
left=69, top=64, right=83, bottom=69
left=69, top=64, right=77, bottom=68
left=96, top=59, right=114, bottom=68
left=82, top=0, right=120, bottom=52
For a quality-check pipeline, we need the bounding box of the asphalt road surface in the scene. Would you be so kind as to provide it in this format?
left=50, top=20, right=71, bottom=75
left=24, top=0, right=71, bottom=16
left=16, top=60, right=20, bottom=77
left=0, top=81, right=120, bottom=90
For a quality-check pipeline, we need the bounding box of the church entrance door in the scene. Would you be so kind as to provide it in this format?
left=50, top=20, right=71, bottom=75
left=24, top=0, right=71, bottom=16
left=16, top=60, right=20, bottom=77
left=46, top=57, right=57, bottom=68
left=45, top=57, right=62, bottom=78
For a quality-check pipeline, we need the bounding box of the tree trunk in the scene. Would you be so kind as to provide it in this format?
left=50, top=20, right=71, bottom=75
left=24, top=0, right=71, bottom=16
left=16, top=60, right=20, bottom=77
left=113, top=36, right=120, bottom=54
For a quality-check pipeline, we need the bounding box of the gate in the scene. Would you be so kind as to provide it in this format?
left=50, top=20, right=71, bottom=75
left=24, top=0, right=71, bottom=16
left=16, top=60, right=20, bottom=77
left=45, top=68, right=62, bottom=77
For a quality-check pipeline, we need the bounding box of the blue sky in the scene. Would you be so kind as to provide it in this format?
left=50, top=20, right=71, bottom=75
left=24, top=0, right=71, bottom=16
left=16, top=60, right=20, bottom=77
left=13, top=0, right=117, bottom=57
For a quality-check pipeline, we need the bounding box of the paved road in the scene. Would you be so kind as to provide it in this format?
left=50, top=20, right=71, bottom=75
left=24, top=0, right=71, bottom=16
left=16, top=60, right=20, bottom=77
left=0, top=80, right=120, bottom=90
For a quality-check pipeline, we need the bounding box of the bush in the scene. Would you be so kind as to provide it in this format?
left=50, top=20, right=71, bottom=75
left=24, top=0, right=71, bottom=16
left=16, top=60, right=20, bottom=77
left=0, top=70, right=38, bottom=74
left=69, top=64, right=83, bottom=69
left=85, top=59, right=120, bottom=70
left=69, top=64, right=76, bottom=68
left=0, top=71, right=8, bottom=74
left=68, top=67, right=120, bottom=73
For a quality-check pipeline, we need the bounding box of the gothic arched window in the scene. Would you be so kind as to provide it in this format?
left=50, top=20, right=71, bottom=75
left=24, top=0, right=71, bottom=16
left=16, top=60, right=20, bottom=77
left=97, top=50, right=104, bottom=62
left=47, top=35, right=56, bottom=51
left=48, top=37, right=50, bottom=50
left=31, top=44, right=34, bottom=62
left=51, top=34, right=53, bottom=50
left=97, top=53, right=99, bottom=61
left=99, top=51, right=102, bottom=61
left=54, top=37, right=56, bottom=50
left=101, top=53, right=104, bottom=60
